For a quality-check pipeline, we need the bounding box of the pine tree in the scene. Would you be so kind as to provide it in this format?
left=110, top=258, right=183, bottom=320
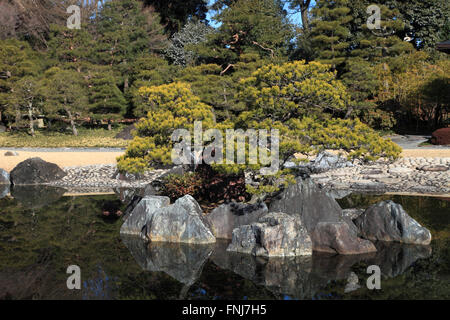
left=349, top=4, right=413, bottom=64
left=88, top=71, right=127, bottom=130
left=310, top=0, right=353, bottom=70
left=194, top=0, right=293, bottom=68
left=0, top=39, right=40, bottom=127
left=47, top=25, right=94, bottom=72
left=94, top=0, right=167, bottom=89
left=40, top=67, right=89, bottom=136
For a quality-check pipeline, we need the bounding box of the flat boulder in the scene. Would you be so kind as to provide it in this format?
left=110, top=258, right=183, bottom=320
left=10, top=157, right=66, bottom=185
left=207, top=201, right=268, bottom=239
left=269, top=177, right=375, bottom=254
left=227, top=212, right=313, bottom=257
left=145, top=195, right=216, bottom=244
left=4, top=151, right=18, bottom=156
left=354, top=200, right=432, bottom=245
left=0, top=168, right=10, bottom=185
left=120, top=195, right=170, bottom=236
left=417, top=165, right=448, bottom=172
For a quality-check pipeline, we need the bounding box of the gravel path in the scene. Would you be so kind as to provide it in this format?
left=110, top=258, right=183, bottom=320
left=311, top=157, right=450, bottom=195
left=49, top=164, right=169, bottom=189
left=386, top=134, right=450, bottom=149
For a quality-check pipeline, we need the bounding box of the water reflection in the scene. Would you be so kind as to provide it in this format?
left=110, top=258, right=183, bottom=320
left=122, top=236, right=432, bottom=299
left=121, top=235, right=214, bottom=298
left=10, top=185, right=66, bottom=209
left=0, top=184, right=9, bottom=200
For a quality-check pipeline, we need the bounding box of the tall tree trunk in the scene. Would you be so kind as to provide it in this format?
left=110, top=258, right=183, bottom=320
left=28, top=104, right=35, bottom=137
left=300, top=0, right=311, bottom=30
left=66, top=108, right=78, bottom=136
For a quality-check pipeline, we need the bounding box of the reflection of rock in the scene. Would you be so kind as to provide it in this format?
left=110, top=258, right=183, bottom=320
left=0, top=168, right=10, bottom=185
left=227, top=212, right=312, bottom=257
left=344, top=272, right=361, bottom=293
left=269, top=177, right=375, bottom=254
left=11, top=185, right=66, bottom=209
left=367, top=242, right=432, bottom=278
left=207, top=201, right=268, bottom=239
left=10, top=157, right=66, bottom=185
left=145, top=195, right=216, bottom=244
left=355, top=201, right=432, bottom=245
left=120, top=196, right=170, bottom=237
left=121, top=235, right=213, bottom=286
left=211, top=240, right=431, bottom=299
left=0, top=183, right=10, bottom=199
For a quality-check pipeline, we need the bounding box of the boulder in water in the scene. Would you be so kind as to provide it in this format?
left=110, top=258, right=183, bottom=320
left=354, top=200, right=432, bottom=245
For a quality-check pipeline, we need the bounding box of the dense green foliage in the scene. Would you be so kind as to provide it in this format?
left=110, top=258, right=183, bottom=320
left=0, top=0, right=448, bottom=191
left=117, top=82, right=215, bottom=173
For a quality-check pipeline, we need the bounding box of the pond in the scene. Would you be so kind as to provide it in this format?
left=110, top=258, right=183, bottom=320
left=0, top=186, right=449, bottom=300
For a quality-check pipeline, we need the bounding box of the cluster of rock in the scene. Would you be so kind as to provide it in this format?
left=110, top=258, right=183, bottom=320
left=284, top=151, right=354, bottom=174
left=120, top=175, right=432, bottom=258
left=121, top=194, right=215, bottom=244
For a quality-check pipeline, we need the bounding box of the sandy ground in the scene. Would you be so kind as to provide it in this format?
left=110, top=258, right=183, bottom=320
left=0, top=149, right=124, bottom=172
left=400, top=149, right=450, bottom=158
left=1, top=148, right=449, bottom=172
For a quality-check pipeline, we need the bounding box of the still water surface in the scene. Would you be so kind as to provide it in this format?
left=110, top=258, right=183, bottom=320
left=0, top=186, right=448, bottom=299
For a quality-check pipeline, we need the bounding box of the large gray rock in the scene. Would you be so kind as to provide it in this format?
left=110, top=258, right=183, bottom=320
left=354, top=200, right=432, bottom=245
left=120, top=196, right=170, bottom=236
left=269, top=177, right=376, bottom=254
left=227, top=212, right=312, bottom=257
left=0, top=168, right=10, bottom=185
left=207, top=201, right=268, bottom=239
left=10, top=157, right=66, bottom=185
left=145, top=195, right=216, bottom=244
left=311, top=222, right=377, bottom=255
